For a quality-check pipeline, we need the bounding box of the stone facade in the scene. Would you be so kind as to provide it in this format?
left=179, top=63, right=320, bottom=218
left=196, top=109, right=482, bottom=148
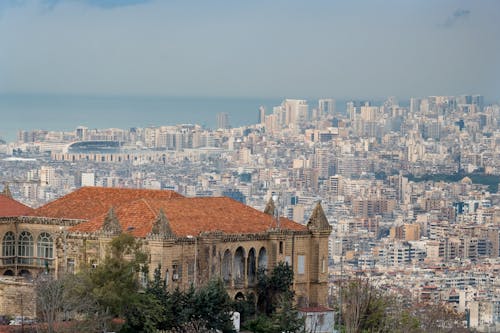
left=0, top=190, right=332, bottom=316
left=0, top=277, right=36, bottom=317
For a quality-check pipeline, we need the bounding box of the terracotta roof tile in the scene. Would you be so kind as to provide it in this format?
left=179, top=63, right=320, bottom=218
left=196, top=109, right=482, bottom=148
left=71, top=196, right=307, bottom=237
left=31, top=187, right=183, bottom=220
left=0, top=194, right=33, bottom=217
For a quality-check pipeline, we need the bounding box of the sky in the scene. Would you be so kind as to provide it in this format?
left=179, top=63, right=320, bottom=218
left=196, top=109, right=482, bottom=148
left=0, top=0, right=499, bottom=100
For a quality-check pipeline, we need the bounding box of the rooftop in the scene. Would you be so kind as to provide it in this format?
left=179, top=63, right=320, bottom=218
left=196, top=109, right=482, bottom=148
left=71, top=196, right=306, bottom=237
left=29, top=187, right=306, bottom=237
left=31, top=187, right=183, bottom=220
left=0, top=194, right=33, bottom=217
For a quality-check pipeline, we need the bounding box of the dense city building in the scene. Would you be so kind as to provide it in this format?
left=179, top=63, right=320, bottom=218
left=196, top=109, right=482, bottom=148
left=1, top=94, right=500, bottom=330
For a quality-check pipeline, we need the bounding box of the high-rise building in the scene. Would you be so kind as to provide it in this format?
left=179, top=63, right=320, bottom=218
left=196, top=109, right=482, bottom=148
left=314, top=148, right=330, bottom=179
left=282, top=99, right=308, bottom=127
left=410, top=97, right=420, bottom=114
left=318, top=99, right=335, bottom=117
left=258, top=106, right=266, bottom=125
left=216, top=112, right=229, bottom=129
left=75, top=126, right=88, bottom=141
left=40, top=166, right=55, bottom=187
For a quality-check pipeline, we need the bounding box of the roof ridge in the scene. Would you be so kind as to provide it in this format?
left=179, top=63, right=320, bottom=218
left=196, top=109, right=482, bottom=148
left=140, top=198, right=158, bottom=216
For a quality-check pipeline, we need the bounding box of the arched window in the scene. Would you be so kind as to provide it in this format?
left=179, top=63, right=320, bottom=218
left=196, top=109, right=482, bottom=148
left=258, top=247, right=268, bottom=270
left=2, top=232, right=15, bottom=265
left=37, top=232, right=53, bottom=266
left=222, top=249, right=232, bottom=284
left=18, top=231, right=33, bottom=265
left=233, top=247, right=245, bottom=285
left=247, top=248, right=256, bottom=285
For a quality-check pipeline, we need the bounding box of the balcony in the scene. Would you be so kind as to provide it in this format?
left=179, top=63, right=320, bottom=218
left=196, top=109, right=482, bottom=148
left=0, top=256, right=55, bottom=269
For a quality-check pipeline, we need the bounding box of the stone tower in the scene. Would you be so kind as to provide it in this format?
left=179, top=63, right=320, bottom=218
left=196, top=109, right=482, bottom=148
left=306, top=201, right=332, bottom=306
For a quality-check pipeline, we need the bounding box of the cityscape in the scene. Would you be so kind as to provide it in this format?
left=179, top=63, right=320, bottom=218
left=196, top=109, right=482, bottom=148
left=1, top=0, right=500, bottom=332
left=1, top=94, right=500, bottom=331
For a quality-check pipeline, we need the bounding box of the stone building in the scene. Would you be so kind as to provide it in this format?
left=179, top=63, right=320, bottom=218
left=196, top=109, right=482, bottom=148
left=0, top=187, right=332, bottom=315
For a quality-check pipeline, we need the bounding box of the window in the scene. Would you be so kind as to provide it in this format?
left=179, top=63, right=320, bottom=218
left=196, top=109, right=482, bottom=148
left=187, top=260, right=194, bottom=283
left=172, top=263, right=182, bottom=281
left=2, top=232, right=15, bottom=265
left=18, top=231, right=34, bottom=265
left=279, top=241, right=283, bottom=254
left=165, top=269, right=169, bottom=287
left=139, top=265, right=148, bottom=288
left=37, top=232, right=53, bottom=266
left=234, top=247, right=245, bottom=283
left=297, top=255, right=305, bottom=275
left=172, top=264, right=178, bottom=281
left=67, top=258, right=75, bottom=274
left=258, top=247, right=268, bottom=270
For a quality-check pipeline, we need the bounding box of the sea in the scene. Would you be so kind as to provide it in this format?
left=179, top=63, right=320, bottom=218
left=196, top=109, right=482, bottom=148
left=0, top=94, right=275, bottom=142
left=0, top=94, right=351, bottom=143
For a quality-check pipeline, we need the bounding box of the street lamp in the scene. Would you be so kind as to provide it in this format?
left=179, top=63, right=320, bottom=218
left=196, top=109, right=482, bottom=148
left=186, top=235, right=197, bottom=288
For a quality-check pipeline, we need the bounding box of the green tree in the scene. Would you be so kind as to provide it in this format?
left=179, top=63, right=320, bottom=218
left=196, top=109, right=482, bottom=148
left=145, top=264, right=174, bottom=330
left=195, top=279, right=234, bottom=333
left=72, top=233, right=162, bottom=332
left=257, top=262, right=294, bottom=315
left=120, top=293, right=163, bottom=333
left=234, top=292, right=257, bottom=324
left=271, top=294, right=304, bottom=333
left=88, top=233, right=148, bottom=317
left=251, top=262, right=304, bottom=333
left=245, top=315, right=275, bottom=333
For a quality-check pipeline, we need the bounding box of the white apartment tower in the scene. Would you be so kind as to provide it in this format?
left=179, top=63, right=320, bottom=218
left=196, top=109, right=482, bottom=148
left=258, top=106, right=266, bottom=125
left=216, top=112, right=229, bottom=129
left=283, top=99, right=308, bottom=127
left=40, top=166, right=55, bottom=187
left=81, top=172, right=96, bottom=187
left=318, top=99, right=335, bottom=117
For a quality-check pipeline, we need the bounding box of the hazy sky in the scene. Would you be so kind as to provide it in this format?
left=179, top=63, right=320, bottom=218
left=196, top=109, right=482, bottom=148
left=1, top=0, right=499, bottom=100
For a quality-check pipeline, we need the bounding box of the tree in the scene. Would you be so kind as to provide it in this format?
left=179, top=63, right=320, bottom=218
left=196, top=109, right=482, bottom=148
left=195, top=279, right=234, bottom=333
left=233, top=292, right=256, bottom=324
left=412, top=302, right=467, bottom=333
left=70, top=233, right=162, bottom=332
left=171, top=319, right=215, bottom=333
left=35, top=272, right=104, bottom=333
left=339, top=278, right=469, bottom=333
left=152, top=279, right=233, bottom=333
left=119, top=293, right=163, bottom=333
left=250, top=262, right=304, bottom=333
left=341, top=278, right=394, bottom=333
left=145, top=264, right=174, bottom=330
left=271, top=294, right=304, bottom=333
left=256, top=262, right=294, bottom=315
left=245, top=315, right=274, bottom=333
left=35, top=274, right=64, bottom=333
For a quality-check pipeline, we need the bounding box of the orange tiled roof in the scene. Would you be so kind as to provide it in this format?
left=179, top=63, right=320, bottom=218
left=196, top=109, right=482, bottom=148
left=71, top=196, right=307, bottom=237
left=0, top=195, right=33, bottom=217
left=31, top=187, right=183, bottom=220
